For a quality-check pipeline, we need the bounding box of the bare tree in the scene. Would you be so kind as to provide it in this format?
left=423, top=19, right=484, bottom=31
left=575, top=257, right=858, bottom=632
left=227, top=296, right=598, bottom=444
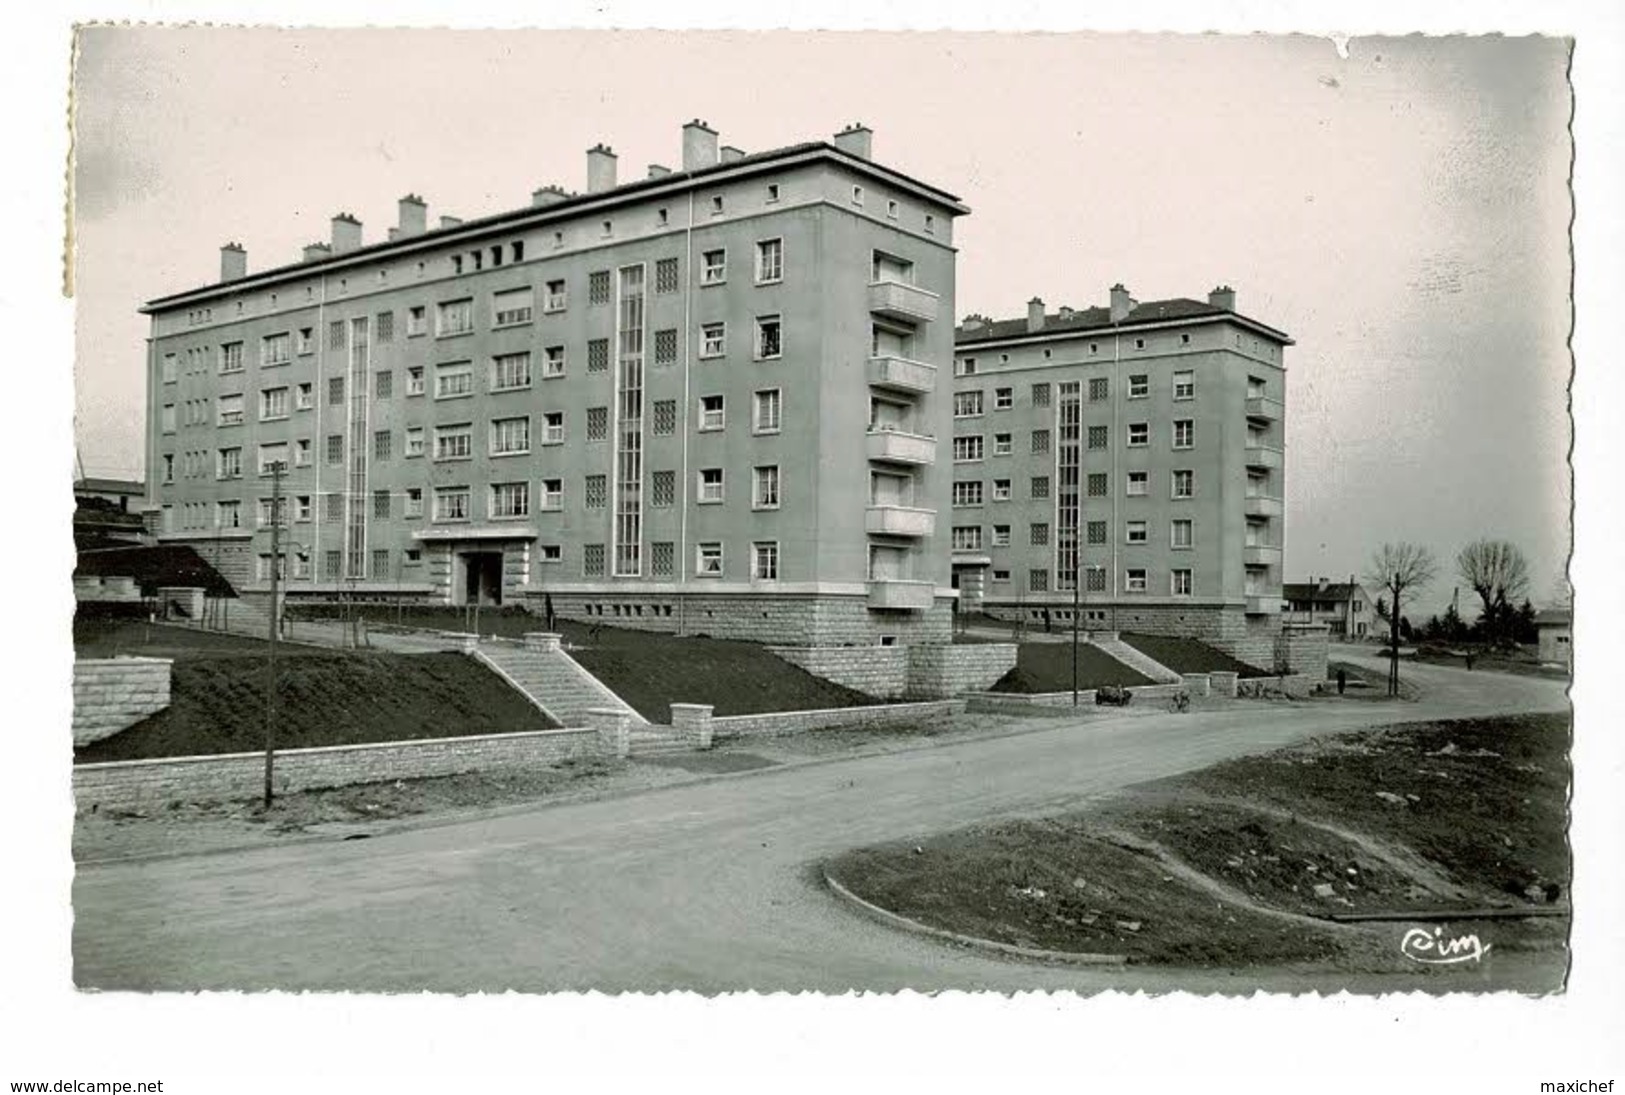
left=1456, top=539, right=1532, bottom=646
left=1365, top=543, right=1438, bottom=695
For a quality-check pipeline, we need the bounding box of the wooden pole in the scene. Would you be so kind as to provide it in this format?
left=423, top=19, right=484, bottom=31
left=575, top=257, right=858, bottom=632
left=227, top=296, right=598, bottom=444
left=263, top=461, right=283, bottom=810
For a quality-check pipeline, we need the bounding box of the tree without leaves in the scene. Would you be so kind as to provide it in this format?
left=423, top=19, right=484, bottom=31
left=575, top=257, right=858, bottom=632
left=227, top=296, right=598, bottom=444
left=1365, top=543, right=1439, bottom=695
left=1456, top=540, right=1532, bottom=647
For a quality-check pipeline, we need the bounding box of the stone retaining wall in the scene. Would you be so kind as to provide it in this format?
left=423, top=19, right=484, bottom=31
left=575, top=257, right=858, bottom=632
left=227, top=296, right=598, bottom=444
left=73, top=727, right=602, bottom=813
left=766, top=645, right=911, bottom=700
left=72, top=658, right=173, bottom=746
left=905, top=643, right=1018, bottom=699
left=523, top=590, right=953, bottom=646
left=705, top=700, right=966, bottom=740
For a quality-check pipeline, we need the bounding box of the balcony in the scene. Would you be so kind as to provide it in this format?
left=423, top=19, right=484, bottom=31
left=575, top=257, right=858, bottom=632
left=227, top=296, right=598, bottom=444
left=867, top=578, right=936, bottom=611
left=1243, top=544, right=1283, bottom=567
left=868, top=280, right=940, bottom=324
left=1246, top=396, right=1284, bottom=422
left=865, top=428, right=937, bottom=466
left=1245, top=594, right=1283, bottom=616
left=1245, top=443, right=1284, bottom=470
left=1244, top=495, right=1285, bottom=518
left=865, top=505, right=936, bottom=538
left=866, top=355, right=938, bottom=395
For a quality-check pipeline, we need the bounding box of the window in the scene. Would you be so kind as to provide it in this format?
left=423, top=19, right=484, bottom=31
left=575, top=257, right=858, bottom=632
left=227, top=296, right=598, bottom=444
left=1173, top=469, right=1194, bottom=498
left=434, top=486, right=470, bottom=522
left=328, top=376, right=345, bottom=406
left=756, top=316, right=782, bottom=359
left=1088, top=425, right=1108, bottom=450
left=293, top=495, right=312, bottom=523
left=406, top=367, right=425, bottom=396
left=294, top=439, right=311, bottom=467
left=753, top=542, right=779, bottom=581
left=1029, top=522, right=1049, bottom=546
left=994, top=387, right=1013, bottom=410
left=1031, top=476, right=1050, bottom=499
left=541, top=346, right=566, bottom=379
left=1087, top=472, right=1108, bottom=498
left=1128, top=422, right=1149, bottom=446
left=540, top=479, right=563, bottom=510
left=586, top=407, right=609, bottom=441
left=373, top=430, right=392, bottom=461
left=1126, top=520, right=1148, bottom=544
left=1172, top=569, right=1193, bottom=596
left=1125, top=568, right=1148, bottom=593
left=649, top=542, right=673, bottom=576
left=376, top=312, right=394, bottom=343
left=952, top=526, right=983, bottom=551
left=652, top=399, right=678, bottom=436
left=492, top=352, right=531, bottom=391
left=1031, top=429, right=1051, bottom=454
left=219, top=342, right=245, bottom=373
left=1129, top=374, right=1149, bottom=399
left=373, top=490, right=390, bottom=520
left=753, top=465, right=780, bottom=509
left=374, top=370, right=393, bottom=399
left=698, top=468, right=724, bottom=503
left=493, top=287, right=534, bottom=327
left=580, top=338, right=607, bottom=373
left=370, top=549, right=389, bottom=579
left=1173, top=370, right=1195, bottom=400
left=992, top=525, right=1011, bottom=547
left=436, top=362, right=473, bottom=399
left=700, top=322, right=726, bottom=359
left=161, top=354, right=177, bottom=383
left=886, top=199, right=899, bottom=219
left=1173, top=420, right=1195, bottom=449
left=992, top=479, right=1011, bottom=502
left=539, top=279, right=567, bottom=314
left=588, top=271, right=611, bottom=305
left=585, top=475, right=608, bottom=509
left=1087, top=520, right=1107, bottom=545
left=406, top=307, right=427, bottom=337
left=653, top=328, right=678, bottom=367
left=542, top=412, right=564, bottom=445
left=993, top=433, right=1013, bottom=456
left=160, top=453, right=174, bottom=484
left=405, top=427, right=425, bottom=458
left=650, top=470, right=675, bottom=507
left=327, top=320, right=346, bottom=351
left=655, top=259, right=679, bottom=295
left=953, top=436, right=984, bottom=462
left=696, top=542, right=724, bottom=577
left=213, top=393, right=242, bottom=426
left=1127, top=471, right=1149, bottom=496
left=1085, top=567, right=1107, bottom=593
left=700, top=395, right=726, bottom=431
left=1077, top=377, right=1104, bottom=403
left=210, top=499, right=239, bottom=529
left=702, top=250, right=727, bottom=285
left=1032, top=382, right=1051, bottom=407
left=436, top=298, right=473, bottom=337
left=260, top=334, right=290, bottom=367
left=404, top=488, right=423, bottom=518
left=491, top=416, right=530, bottom=455
left=216, top=446, right=242, bottom=480
left=952, top=481, right=983, bottom=507
left=491, top=482, right=530, bottom=519
left=954, top=390, right=984, bottom=418
left=259, top=387, right=289, bottom=420
left=766, top=183, right=780, bottom=203
left=323, top=550, right=342, bottom=579
left=434, top=424, right=473, bottom=461
left=1029, top=569, right=1050, bottom=593
left=1172, top=519, right=1193, bottom=549
left=956, top=358, right=977, bottom=377
left=756, top=238, right=783, bottom=283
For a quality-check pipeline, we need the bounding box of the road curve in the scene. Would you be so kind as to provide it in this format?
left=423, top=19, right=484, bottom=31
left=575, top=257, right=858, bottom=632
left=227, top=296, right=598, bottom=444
left=73, top=657, right=1568, bottom=994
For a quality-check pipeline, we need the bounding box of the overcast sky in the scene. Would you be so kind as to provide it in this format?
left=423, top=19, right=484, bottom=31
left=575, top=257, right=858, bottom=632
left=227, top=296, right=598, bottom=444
left=71, top=29, right=1573, bottom=615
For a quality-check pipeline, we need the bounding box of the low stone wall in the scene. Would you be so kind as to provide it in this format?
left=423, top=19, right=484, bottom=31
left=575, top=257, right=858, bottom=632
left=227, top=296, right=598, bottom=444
left=73, top=727, right=603, bottom=813
left=705, top=700, right=966, bottom=741
left=72, top=658, right=173, bottom=746
left=905, top=643, right=1018, bottom=699
left=73, top=575, right=142, bottom=604
left=1277, top=624, right=1330, bottom=678
left=767, top=644, right=910, bottom=700
left=1236, top=673, right=1320, bottom=699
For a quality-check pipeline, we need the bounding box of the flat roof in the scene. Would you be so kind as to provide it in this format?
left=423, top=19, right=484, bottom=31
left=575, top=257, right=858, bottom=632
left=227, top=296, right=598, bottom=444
left=956, top=297, right=1294, bottom=347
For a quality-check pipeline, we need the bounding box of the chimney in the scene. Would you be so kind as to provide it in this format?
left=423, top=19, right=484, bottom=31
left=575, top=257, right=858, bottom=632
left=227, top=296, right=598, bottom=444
left=587, top=144, right=618, bottom=194
left=387, top=227, right=401, bottom=241
left=1317, top=576, right=1329, bottom=592
left=1026, top=297, right=1046, bottom=333
left=531, top=185, right=568, bottom=208
left=1109, top=283, right=1134, bottom=323
left=439, top=215, right=464, bottom=229
left=302, top=242, right=332, bottom=263
left=219, top=242, right=247, bottom=282
left=833, top=123, right=873, bottom=160
left=1057, top=305, right=1075, bottom=321
left=1209, top=285, right=1237, bottom=311
left=720, top=145, right=746, bottom=164
left=960, top=315, right=985, bottom=332
left=397, top=194, right=428, bottom=237
left=682, top=120, right=718, bottom=171
left=647, top=164, right=672, bottom=179
left=330, top=213, right=362, bottom=253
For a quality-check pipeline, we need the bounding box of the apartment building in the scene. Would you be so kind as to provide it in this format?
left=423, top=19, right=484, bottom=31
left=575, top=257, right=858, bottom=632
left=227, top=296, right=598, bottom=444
left=950, top=285, right=1293, bottom=662
left=141, top=121, right=968, bottom=644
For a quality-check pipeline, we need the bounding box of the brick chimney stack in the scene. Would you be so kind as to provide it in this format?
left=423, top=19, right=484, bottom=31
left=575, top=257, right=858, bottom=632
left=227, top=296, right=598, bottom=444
left=219, top=242, right=246, bottom=282
left=1026, top=297, right=1046, bottom=333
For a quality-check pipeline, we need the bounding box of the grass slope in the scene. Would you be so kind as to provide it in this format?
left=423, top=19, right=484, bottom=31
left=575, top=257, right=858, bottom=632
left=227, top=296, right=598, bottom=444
left=989, top=642, right=1152, bottom=693
left=1119, top=632, right=1272, bottom=678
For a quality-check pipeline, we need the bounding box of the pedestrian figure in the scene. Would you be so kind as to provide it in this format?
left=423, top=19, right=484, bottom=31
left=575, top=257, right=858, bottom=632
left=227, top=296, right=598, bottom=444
left=1336, top=668, right=1347, bottom=695
left=544, top=592, right=556, bottom=632
left=1043, top=608, right=1052, bottom=633
left=1465, top=651, right=1476, bottom=671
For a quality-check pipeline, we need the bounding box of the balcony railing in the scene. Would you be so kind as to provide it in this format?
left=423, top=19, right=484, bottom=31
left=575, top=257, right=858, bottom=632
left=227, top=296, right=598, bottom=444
left=1245, top=594, right=1283, bottom=615
left=867, top=579, right=936, bottom=611
left=1244, top=495, right=1285, bottom=518
left=865, top=505, right=936, bottom=538
left=868, top=280, right=940, bottom=324
left=1243, top=544, right=1283, bottom=566
left=865, top=428, right=937, bottom=466
left=866, top=355, right=938, bottom=395
left=1245, top=443, right=1284, bottom=470
left=1246, top=396, right=1284, bottom=422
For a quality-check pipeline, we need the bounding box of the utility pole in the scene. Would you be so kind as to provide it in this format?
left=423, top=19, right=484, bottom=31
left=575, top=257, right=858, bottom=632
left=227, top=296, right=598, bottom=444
left=1071, top=556, right=1081, bottom=706
left=1390, top=571, right=1401, bottom=698
left=263, top=461, right=283, bottom=811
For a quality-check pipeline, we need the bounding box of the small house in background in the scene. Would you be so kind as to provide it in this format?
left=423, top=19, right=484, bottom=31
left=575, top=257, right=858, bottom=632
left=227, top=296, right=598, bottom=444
left=1282, top=577, right=1377, bottom=640
left=74, top=477, right=150, bottom=550
left=1533, top=607, right=1572, bottom=668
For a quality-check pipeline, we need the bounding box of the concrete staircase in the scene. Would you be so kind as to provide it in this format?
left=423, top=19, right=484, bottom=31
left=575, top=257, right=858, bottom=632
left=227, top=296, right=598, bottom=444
left=474, top=640, right=646, bottom=730
left=1090, top=636, right=1183, bottom=684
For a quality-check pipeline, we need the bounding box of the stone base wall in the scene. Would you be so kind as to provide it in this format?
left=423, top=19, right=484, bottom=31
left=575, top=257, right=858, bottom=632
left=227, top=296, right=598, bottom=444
left=905, top=643, right=1018, bottom=699
left=524, top=590, right=954, bottom=646
left=73, top=727, right=603, bottom=813
left=767, top=645, right=910, bottom=700
left=73, top=575, right=142, bottom=604
left=73, top=658, right=173, bottom=746
left=1277, top=623, right=1330, bottom=678
left=707, top=700, right=966, bottom=740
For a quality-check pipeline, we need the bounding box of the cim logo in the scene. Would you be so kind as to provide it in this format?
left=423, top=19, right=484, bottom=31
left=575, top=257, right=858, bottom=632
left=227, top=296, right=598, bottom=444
left=1400, top=926, right=1492, bottom=965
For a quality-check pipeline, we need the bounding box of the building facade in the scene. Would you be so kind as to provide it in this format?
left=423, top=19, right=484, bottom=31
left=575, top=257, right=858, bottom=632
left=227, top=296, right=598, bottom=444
left=950, top=286, right=1292, bottom=665
left=141, top=122, right=968, bottom=644
left=1282, top=578, right=1375, bottom=639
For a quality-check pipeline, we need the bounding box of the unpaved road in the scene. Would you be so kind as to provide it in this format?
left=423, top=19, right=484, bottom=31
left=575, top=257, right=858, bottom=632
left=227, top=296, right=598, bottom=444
left=73, top=653, right=1568, bottom=993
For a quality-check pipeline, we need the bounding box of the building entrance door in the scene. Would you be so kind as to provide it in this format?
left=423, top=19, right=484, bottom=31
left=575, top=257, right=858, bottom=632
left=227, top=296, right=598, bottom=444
left=462, top=551, right=504, bottom=606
